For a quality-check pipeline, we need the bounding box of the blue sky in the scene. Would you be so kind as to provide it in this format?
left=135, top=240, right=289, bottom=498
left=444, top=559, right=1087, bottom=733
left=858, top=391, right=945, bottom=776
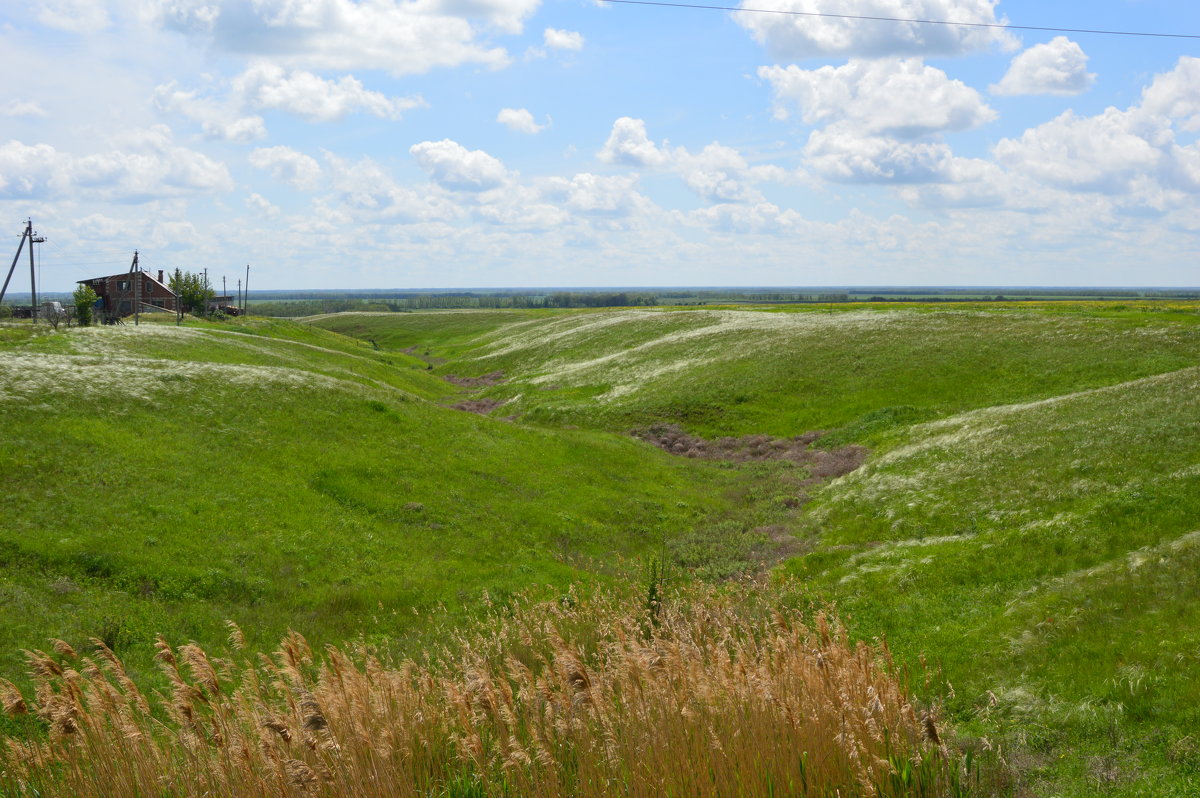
left=2, top=0, right=1199, bottom=291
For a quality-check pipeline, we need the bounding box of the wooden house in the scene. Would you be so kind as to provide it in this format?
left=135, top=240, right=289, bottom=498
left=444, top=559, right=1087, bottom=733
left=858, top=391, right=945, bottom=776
left=77, top=269, right=178, bottom=318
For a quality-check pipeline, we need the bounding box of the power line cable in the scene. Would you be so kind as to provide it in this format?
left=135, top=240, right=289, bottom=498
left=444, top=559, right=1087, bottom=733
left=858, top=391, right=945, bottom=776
left=597, top=0, right=1200, bottom=40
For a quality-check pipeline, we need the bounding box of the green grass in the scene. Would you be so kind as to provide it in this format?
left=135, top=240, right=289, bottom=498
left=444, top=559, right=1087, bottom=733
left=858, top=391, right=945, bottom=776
left=307, top=303, right=1200, bottom=795
left=4, top=302, right=1200, bottom=794
left=782, top=365, right=1200, bottom=795
left=310, top=305, right=1200, bottom=441
left=0, top=317, right=793, bottom=694
left=304, top=309, right=547, bottom=360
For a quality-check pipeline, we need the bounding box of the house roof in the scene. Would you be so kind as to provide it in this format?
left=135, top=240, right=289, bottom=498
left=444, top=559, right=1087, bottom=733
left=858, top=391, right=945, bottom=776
left=78, top=270, right=176, bottom=296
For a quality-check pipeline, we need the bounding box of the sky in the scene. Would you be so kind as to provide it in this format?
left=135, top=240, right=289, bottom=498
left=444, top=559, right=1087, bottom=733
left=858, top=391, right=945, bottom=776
left=2, top=0, right=1199, bottom=291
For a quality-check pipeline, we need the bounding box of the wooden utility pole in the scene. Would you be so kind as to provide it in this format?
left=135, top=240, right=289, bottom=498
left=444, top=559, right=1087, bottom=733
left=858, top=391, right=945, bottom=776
left=27, top=221, right=39, bottom=323
left=130, top=250, right=140, bottom=326
left=1, top=221, right=30, bottom=308
left=3, top=220, right=46, bottom=323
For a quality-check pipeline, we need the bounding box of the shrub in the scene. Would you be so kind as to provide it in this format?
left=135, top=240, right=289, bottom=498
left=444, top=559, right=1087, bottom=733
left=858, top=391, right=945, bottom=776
left=72, top=285, right=98, bottom=327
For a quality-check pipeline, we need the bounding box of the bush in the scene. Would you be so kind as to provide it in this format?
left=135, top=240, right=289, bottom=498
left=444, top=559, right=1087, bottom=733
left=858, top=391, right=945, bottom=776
left=73, top=285, right=98, bottom=327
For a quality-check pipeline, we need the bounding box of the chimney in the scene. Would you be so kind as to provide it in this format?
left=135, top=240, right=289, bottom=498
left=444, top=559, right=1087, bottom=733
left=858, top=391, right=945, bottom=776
left=157, top=270, right=164, bottom=283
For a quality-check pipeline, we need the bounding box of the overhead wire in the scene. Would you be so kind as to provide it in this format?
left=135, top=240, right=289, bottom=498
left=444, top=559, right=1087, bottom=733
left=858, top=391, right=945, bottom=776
left=597, top=0, right=1200, bottom=40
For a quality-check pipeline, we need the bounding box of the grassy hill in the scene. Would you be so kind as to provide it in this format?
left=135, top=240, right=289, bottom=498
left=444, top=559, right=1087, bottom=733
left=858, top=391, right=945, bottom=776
left=309, top=303, right=1200, bottom=440
left=2, top=302, right=1199, bottom=795
left=0, top=318, right=786, bottom=686
left=310, top=303, right=1200, bottom=796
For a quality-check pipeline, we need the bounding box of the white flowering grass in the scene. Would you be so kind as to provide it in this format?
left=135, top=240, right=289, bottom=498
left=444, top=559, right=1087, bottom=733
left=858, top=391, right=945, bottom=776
left=319, top=305, right=1200, bottom=439
left=13, top=322, right=445, bottom=403
left=310, top=303, right=1200, bottom=794
left=0, top=352, right=381, bottom=406
left=823, top=366, right=1200, bottom=521
left=0, top=314, right=775, bottom=711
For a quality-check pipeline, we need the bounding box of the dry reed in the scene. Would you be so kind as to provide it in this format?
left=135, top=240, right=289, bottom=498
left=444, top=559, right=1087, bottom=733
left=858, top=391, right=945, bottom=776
left=0, top=582, right=972, bottom=796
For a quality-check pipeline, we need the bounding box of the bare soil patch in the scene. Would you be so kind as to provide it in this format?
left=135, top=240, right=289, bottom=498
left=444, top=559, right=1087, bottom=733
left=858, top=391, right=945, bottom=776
left=633, top=423, right=867, bottom=481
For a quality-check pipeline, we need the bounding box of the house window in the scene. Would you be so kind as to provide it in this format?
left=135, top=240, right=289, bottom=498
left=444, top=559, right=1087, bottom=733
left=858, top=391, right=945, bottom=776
left=117, top=280, right=129, bottom=291
left=145, top=280, right=153, bottom=293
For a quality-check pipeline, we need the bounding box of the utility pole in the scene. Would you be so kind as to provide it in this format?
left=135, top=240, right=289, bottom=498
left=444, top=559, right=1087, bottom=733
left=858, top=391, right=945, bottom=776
left=29, top=223, right=45, bottom=324
left=1, top=221, right=30, bottom=309
left=130, top=250, right=140, bottom=326
left=2, top=220, right=45, bottom=323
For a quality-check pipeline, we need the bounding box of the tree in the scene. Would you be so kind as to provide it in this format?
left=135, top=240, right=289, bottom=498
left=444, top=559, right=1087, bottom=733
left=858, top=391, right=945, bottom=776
left=73, top=284, right=98, bottom=327
left=168, top=269, right=214, bottom=316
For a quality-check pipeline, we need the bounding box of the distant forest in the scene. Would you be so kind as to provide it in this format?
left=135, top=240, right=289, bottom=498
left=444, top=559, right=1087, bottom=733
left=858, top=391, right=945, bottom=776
left=242, top=286, right=1200, bottom=317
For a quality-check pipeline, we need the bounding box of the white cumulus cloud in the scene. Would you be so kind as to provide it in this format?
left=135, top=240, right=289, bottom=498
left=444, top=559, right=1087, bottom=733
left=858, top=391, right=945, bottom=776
left=992, top=37, right=1095, bottom=96
left=0, top=100, right=48, bottom=118
left=805, top=128, right=971, bottom=183
left=248, top=146, right=323, bottom=191
left=325, top=153, right=463, bottom=223
left=736, top=0, right=1016, bottom=60
left=146, top=0, right=536, bottom=76
left=0, top=127, right=234, bottom=201
left=0, top=141, right=61, bottom=197
left=497, top=107, right=548, bottom=134
left=994, top=108, right=1164, bottom=194
left=760, top=59, right=996, bottom=138
left=597, top=118, right=787, bottom=203
left=542, top=173, right=648, bottom=217
left=1140, top=56, right=1200, bottom=131
left=34, top=0, right=110, bottom=33
left=598, top=117, right=672, bottom=167
left=246, top=192, right=281, bottom=218
left=677, top=144, right=768, bottom=203
left=234, top=64, right=426, bottom=122
left=544, top=28, right=584, bottom=50
left=153, top=83, right=267, bottom=142
left=410, top=139, right=510, bottom=191
left=992, top=58, right=1200, bottom=207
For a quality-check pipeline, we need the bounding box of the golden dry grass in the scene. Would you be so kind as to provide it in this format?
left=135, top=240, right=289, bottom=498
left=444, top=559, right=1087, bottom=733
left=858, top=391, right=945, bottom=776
left=0, top=583, right=973, bottom=797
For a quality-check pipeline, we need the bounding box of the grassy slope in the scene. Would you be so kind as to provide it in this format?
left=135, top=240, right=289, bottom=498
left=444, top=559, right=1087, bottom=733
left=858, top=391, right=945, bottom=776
left=311, top=304, right=1200, bottom=795
left=0, top=318, right=772, bottom=697
left=315, top=305, right=1200, bottom=441
left=791, top=366, right=1200, bottom=795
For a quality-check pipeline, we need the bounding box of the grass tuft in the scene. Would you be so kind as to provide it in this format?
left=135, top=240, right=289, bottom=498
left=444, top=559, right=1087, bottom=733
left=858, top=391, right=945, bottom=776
left=0, top=582, right=988, bottom=797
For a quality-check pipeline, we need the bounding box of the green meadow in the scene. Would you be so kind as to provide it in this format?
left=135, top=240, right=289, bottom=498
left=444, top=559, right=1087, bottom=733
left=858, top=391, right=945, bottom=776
left=2, top=301, right=1199, bottom=795
left=0, top=320, right=777, bottom=678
